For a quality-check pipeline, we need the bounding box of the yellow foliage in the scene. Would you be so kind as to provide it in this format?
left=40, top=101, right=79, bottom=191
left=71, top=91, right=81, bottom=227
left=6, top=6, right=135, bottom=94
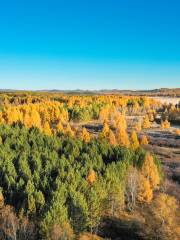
left=141, top=153, right=160, bottom=189
left=161, top=120, right=170, bottom=129
left=116, top=126, right=130, bottom=147
left=43, top=121, right=52, bottom=136
left=86, top=170, right=96, bottom=185
left=116, top=114, right=127, bottom=130
left=130, top=130, right=139, bottom=150
left=78, top=233, right=103, bottom=240
left=56, top=120, right=64, bottom=132
left=138, top=174, right=153, bottom=203
left=100, top=122, right=110, bottom=139
left=153, top=193, right=178, bottom=226
left=30, top=109, right=41, bottom=128
left=108, top=130, right=117, bottom=145
left=151, top=193, right=180, bottom=239
left=134, top=120, right=141, bottom=132
left=142, top=115, right=151, bottom=129
left=0, top=191, right=4, bottom=208
left=140, top=135, right=149, bottom=145
left=174, top=129, right=180, bottom=136
left=0, top=112, right=4, bottom=124
left=64, top=124, right=74, bottom=137
left=81, top=127, right=90, bottom=143
left=99, top=107, right=110, bottom=122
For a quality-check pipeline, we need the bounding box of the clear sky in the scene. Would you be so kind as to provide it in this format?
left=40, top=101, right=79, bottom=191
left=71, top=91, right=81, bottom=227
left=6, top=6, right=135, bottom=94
left=0, top=0, right=180, bottom=90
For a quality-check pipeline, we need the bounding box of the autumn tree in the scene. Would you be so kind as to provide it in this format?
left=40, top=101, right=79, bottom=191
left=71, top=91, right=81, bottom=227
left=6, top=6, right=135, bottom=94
left=0, top=190, right=4, bottom=209
left=56, top=120, right=64, bottom=133
left=31, top=109, right=41, bottom=129
left=134, top=120, right=141, bottom=132
left=99, top=122, right=110, bottom=139
left=146, top=193, right=180, bottom=240
left=86, top=170, right=96, bottom=186
left=0, top=111, right=4, bottom=124
left=130, top=130, right=139, bottom=150
left=64, top=124, right=74, bottom=137
left=108, top=130, right=117, bottom=145
left=99, top=107, right=109, bottom=122
left=137, top=174, right=153, bottom=203
left=43, top=121, right=52, bottom=136
left=116, top=125, right=130, bottom=147
left=142, top=114, right=151, bottom=129
left=81, top=127, right=90, bottom=143
left=140, top=135, right=149, bottom=145
left=161, top=119, right=170, bottom=129
left=141, top=153, right=160, bottom=189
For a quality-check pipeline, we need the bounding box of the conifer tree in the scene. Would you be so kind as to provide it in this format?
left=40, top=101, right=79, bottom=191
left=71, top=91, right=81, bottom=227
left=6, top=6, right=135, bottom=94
left=56, top=120, right=64, bottom=133
left=86, top=170, right=96, bottom=186
left=43, top=121, right=52, bottom=136
left=81, top=127, right=90, bottom=143
left=141, top=153, right=160, bottom=189
left=137, top=174, right=153, bottom=203
left=116, top=126, right=130, bottom=147
left=130, top=130, right=139, bottom=150
left=108, top=130, right=117, bottom=145
left=140, top=135, right=149, bottom=145
left=142, top=114, right=151, bottom=129
left=134, top=120, right=141, bottom=132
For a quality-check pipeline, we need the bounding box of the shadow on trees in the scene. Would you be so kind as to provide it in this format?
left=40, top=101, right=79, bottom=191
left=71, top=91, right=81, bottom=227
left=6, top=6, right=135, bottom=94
left=99, top=216, right=144, bottom=240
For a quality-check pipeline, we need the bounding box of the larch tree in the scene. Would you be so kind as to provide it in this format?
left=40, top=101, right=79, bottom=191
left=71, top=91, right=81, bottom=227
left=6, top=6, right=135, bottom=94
left=148, top=193, right=180, bottom=240
left=64, top=124, right=74, bottom=138
left=100, top=122, right=110, bottom=139
left=161, top=120, right=170, bottom=129
left=116, top=125, right=130, bottom=147
left=141, top=153, right=160, bottom=189
left=140, top=135, right=149, bottom=145
left=137, top=174, right=153, bottom=203
left=31, top=109, right=41, bottom=129
left=23, top=111, right=31, bottom=128
left=86, top=170, right=96, bottom=186
left=130, top=130, right=139, bottom=150
left=43, top=121, right=52, bottom=136
left=81, top=127, right=90, bottom=143
left=142, top=115, right=151, bottom=129
left=108, top=130, right=117, bottom=146
left=134, top=120, right=141, bottom=132
left=99, top=107, right=109, bottom=122
left=56, top=120, right=64, bottom=133
left=0, top=112, right=4, bottom=124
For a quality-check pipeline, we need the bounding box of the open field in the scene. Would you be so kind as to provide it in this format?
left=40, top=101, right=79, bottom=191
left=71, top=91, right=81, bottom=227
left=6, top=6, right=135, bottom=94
left=149, top=96, right=180, bottom=105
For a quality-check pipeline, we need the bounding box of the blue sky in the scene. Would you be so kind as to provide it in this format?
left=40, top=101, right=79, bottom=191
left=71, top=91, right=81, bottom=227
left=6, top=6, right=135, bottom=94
left=0, top=0, right=180, bottom=90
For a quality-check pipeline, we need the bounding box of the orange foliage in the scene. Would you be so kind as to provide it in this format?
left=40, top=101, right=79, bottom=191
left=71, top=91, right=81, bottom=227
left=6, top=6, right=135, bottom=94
left=116, top=125, right=130, bottom=147
left=108, top=130, right=117, bottom=145
left=81, top=127, right=90, bottom=143
left=86, top=170, right=96, bottom=185
left=142, top=115, right=151, bottom=129
left=141, top=153, right=160, bottom=189
left=43, top=121, right=52, bottom=136
left=138, top=174, right=153, bottom=203
left=78, top=233, right=103, bottom=240
left=130, top=130, right=139, bottom=150
left=140, top=135, right=149, bottom=145
left=161, top=119, right=170, bottom=129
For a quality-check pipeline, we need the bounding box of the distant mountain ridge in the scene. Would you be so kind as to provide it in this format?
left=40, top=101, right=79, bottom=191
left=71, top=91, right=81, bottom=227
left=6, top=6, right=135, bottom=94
left=0, top=88, right=180, bottom=96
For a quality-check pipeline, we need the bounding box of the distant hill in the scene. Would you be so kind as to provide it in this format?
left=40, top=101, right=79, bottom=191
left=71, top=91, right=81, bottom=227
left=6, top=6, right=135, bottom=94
left=0, top=88, right=180, bottom=97
left=42, top=88, right=180, bottom=97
